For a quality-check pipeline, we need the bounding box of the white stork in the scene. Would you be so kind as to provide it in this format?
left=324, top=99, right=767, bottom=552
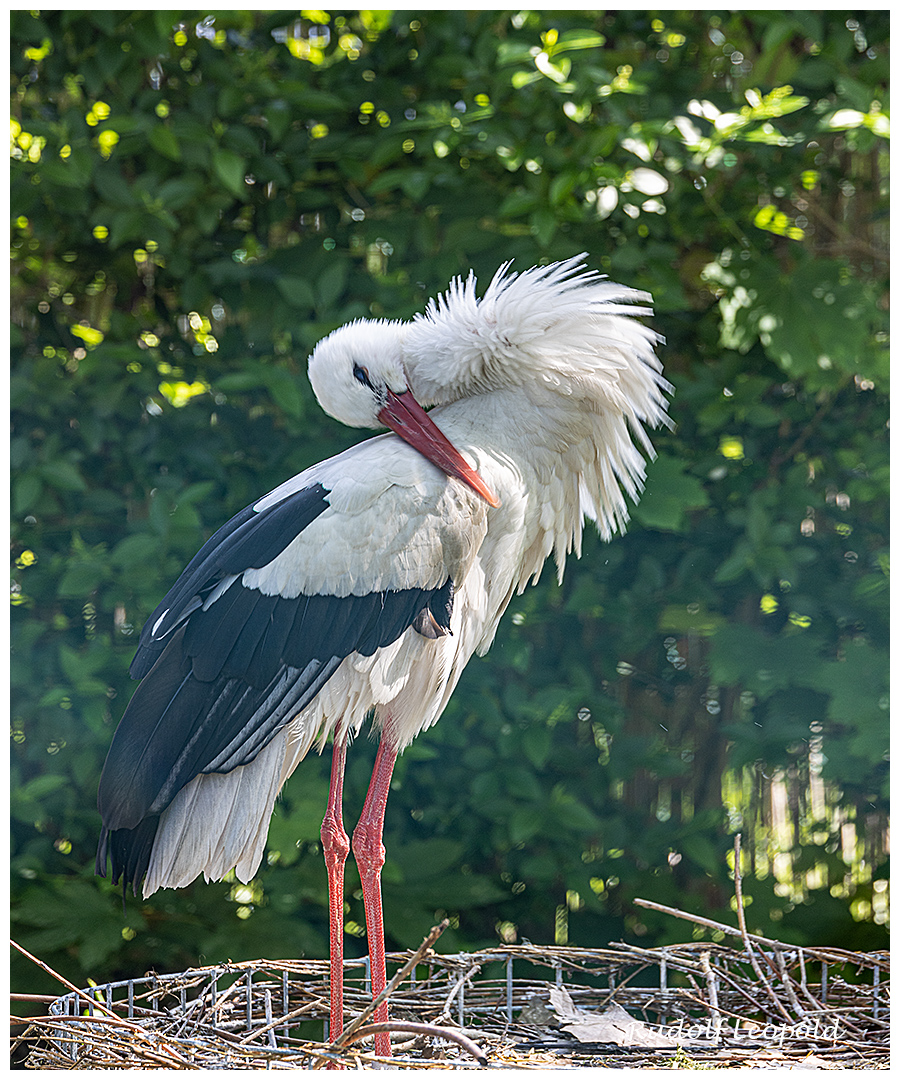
left=96, top=256, right=669, bottom=1054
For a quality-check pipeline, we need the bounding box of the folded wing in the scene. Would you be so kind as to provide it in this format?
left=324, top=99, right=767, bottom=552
left=97, top=463, right=462, bottom=894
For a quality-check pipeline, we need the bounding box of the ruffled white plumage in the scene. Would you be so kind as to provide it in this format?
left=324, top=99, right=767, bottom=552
left=405, top=255, right=669, bottom=558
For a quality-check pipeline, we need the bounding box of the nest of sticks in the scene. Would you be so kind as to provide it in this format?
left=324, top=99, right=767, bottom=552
left=11, top=893, right=889, bottom=1070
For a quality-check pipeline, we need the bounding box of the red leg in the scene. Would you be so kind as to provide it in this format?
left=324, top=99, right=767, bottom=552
left=321, top=737, right=349, bottom=1048
left=352, top=737, right=398, bottom=1058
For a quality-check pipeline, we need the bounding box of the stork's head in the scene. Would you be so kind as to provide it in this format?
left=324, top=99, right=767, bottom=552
left=307, top=318, right=500, bottom=507
left=308, top=320, right=409, bottom=428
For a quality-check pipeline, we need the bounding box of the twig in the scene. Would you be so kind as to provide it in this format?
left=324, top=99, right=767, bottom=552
left=339, top=919, right=449, bottom=1043
left=699, top=951, right=722, bottom=1040
left=732, top=835, right=795, bottom=1024
left=11, top=1013, right=201, bottom=1069
left=677, top=987, right=761, bottom=1026
left=236, top=998, right=328, bottom=1046
left=771, top=942, right=806, bottom=1019
left=633, top=897, right=785, bottom=950
left=707, top=959, right=792, bottom=1020
left=9, top=938, right=197, bottom=1068
left=340, top=1020, right=488, bottom=1066
left=310, top=918, right=453, bottom=1069
left=10, top=939, right=120, bottom=1021
left=438, top=963, right=481, bottom=1023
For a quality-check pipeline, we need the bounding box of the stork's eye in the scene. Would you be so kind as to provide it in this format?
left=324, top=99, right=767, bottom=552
left=353, top=364, right=372, bottom=388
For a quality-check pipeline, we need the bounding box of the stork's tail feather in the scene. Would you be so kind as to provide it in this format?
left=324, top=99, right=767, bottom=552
left=96, top=817, right=161, bottom=896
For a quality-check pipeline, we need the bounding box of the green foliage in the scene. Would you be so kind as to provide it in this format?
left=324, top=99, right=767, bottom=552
left=11, top=10, right=888, bottom=997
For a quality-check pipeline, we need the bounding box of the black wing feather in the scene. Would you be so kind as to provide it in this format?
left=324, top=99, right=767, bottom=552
left=244, top=597, right=298, bottom=687
left=130, top=483, right=331, bottom=679
left=221, top=593, right=282, bottom=683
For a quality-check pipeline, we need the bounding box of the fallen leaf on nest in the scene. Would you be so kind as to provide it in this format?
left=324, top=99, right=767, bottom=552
left=548, top=986, right=678, bottom=1047
left=517, top=996, right=558, bottom=1026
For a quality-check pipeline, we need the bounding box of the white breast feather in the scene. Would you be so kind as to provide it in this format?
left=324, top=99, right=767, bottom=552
left=244, top=436, right=488, bottom=599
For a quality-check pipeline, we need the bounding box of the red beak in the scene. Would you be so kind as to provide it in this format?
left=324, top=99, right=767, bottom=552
left=378, top=389, right=501, bottom=509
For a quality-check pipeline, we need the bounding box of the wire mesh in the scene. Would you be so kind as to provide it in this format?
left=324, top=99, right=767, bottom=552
left=12, top=939, right=889, bottom=1069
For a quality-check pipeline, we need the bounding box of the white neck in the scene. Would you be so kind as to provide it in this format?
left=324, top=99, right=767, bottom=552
left=430, top=378, right=650, bottom=594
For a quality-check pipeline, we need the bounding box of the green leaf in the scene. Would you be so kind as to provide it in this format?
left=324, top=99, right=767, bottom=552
left=217, top=84, right=246, bottom=117
left=400, top=170, right=430, bottom=201
left=529, top=207, right=557, bottom=247
left=264, top=102, right=293, bottom=142
left=278, top=85, right=347, bottom=112
left=93, top=166, right=135, bottom=207
left=632, top=454, right=709, bottom=532
left=108, top=207, right=145, bottom=248
left=681, top=833, right=722, bottom=874
left=393, top=838, right=465, bottom=878
left=109, top=533, right=159, bottom=569
left=820, top=639, right=888, bottom=731
left=509, top=805, right=545, bottom=845
left=498, top=190, right=538, bottom=217
left=549, top=171, right=578, bottom=206
left=156, top=175, right=204, bottom=211
left=214, top=368, right=268, bottom=393
left=212, top=147, right=247, bottom=199
left=511, top=69, right=541, bottom=89
left=554, top=29, right=606, bottom=53
left=709, top=624, right=823, bottom=693
left=658, top=603, right=727, bottom=636
left=16, top=773, right=70, bottom=803
left=38, top=158, right=93, bottom=190
left=39, top=460, right=86, bottom=492
left=316, top=260, right=347, bottom=309
left=367, top=170, right=405, bottom=195
left=552, top=793, right=601, bottom=833
left=149, top=123, right=181, bottom=161
left=58, top=557, right=108, bottom=597
left=522, top=723, right=552, bottom=768
left=275, top=276, right=316, bottom=308
left=13, top=472, right=43, bottom=514
left=720, top=256, right=887, bottom=387
left=261, top=366, right=305, bottom=418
